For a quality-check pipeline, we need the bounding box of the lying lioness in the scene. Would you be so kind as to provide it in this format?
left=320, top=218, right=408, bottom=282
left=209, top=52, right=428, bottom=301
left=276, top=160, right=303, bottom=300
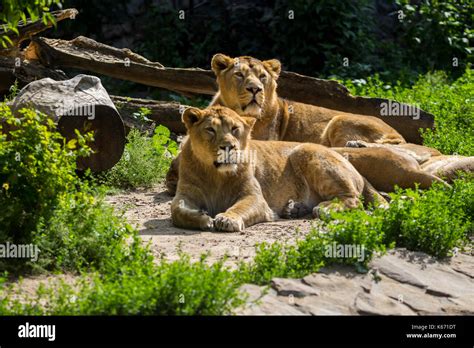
left=166, top=145, right=447, bottom=196
left=171, top=106, right=386, bottom=232
left=210, top=53, right=406, bottom=146
left=346, top=140, right=474, bottom=182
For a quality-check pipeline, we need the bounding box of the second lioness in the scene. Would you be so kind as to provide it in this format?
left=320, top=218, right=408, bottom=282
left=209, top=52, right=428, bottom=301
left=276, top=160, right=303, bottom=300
left=172, top=106, right=385, bottom=232
left=210, top=53, right=406, bottom=146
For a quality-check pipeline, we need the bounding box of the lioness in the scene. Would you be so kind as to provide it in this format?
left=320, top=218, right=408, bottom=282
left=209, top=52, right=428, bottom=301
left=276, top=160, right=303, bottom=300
left=209, top=53, right=406, bottom=146
left=171, top=106, right=386, bottom=232
left=346, top=140, right=474, bottom=182
left=166, top=145, right=447, bottom=196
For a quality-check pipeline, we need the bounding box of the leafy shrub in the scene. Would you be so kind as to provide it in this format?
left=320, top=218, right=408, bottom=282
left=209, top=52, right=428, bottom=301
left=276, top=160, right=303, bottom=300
left=0, top=0, right=63, bottom=48
left=394, top=0, right=473, bottom=74
left=270, top=0, right=377, bottom=78
left=34, top=188, right=137, bottom=272
left=101, top=125, right=178, bottom=189
left=343, top=67, right=474, bottom=156
left=0, top=105, right=91, bottom=244
left=0, top=250, right=244, bottom=315
left=0, top=104, right=138, bottom=274
left=385, top=180, right=473, bottom=256
left=239, top=213, right=388, bottom=285
left=240, top=178, right=473, bottom=284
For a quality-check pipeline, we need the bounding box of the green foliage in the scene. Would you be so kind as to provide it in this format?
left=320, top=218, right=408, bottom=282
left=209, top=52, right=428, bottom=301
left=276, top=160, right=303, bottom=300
left=56, top=0, right=472, bottom=94
left=386, top=180, right=473, bottom=256
left=0, top=247, right=244, bottom=315
left=271, top=0, right=377, bottom=78
left=342, top=67, right=474, bottom=156
left=34, top=188, right=137, bottom=272
left=0, top=0, right=62, bottom=48
left=394, top=0, right=473, bottom=73
left=0, top=104, right=136, bottom=274
left=240, top=179, right=473, bottom=285
left=101, top=125, right=178, bottom=189
left=239, top=212, right=388, bottom=285
left=0, top=104, right=92, bottom=245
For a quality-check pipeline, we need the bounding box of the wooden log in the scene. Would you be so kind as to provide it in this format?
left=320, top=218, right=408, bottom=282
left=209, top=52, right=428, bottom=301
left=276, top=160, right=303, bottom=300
left=30, top=36, right=434, bottom=143
left=10, top=75, right=125, bottom=172
left=0, top=9, right=79, bottom=57
left=0, top=56, right=68, bottom=94
left=111, top=95, right=187, bottom=134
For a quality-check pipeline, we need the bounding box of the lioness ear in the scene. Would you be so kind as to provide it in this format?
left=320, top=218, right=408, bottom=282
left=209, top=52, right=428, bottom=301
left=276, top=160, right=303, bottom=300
left=211, top=53, right=233, bottom=75
left=182, top=107, right=203, bottom=130
left=263, top=59, right=281, bottom=79
left=241, top=117, right=257, bottom=130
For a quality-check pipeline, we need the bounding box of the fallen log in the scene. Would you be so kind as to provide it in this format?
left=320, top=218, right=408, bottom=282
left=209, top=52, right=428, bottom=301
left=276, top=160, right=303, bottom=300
left=29, top=36, right=434, bottom=143
left=10, top=75, right=125, bottom=172
left=0, top=56, right=68, bottom=94
left=111, top=95, right=187, bottom=134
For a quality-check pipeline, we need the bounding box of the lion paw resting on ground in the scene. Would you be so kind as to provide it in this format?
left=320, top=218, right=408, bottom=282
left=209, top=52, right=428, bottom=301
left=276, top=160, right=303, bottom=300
left=210, top=53, right=406, bottom=147
left=346, top=140, right=474, bottom=182
left=171, top=106, right=386, bottom=232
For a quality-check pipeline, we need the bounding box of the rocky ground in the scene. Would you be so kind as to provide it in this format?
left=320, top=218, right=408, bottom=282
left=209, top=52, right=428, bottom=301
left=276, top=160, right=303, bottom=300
left=237, top=250, right=474, bottom=315
left=107, top=184, right=474, bottom=315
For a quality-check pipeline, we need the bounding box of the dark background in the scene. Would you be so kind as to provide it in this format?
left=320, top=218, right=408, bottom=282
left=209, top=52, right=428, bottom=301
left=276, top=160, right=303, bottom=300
left=50, top=0, right=473, bottom=98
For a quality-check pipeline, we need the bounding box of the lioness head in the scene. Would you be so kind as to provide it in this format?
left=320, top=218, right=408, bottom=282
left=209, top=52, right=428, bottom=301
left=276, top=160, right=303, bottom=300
left=211, top=53, right=281, bottom=118
left=182, top=106, right=256, bottom=173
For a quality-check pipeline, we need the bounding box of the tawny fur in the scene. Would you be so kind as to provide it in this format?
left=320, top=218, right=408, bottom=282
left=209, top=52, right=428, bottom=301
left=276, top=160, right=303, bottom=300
left=209, top=54, right=406, bottom=147
left=171, top=106, right=386, bottom=232
left=345, top=140, right=473, bottom=183
left=332, top=147, right=448, bottom=192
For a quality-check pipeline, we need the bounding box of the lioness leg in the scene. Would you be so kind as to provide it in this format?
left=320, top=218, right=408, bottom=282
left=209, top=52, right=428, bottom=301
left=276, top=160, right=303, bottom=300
left=165, top=154, right=180, bottom=196
left=289, top=144, right=365, bottom=217
left=214, top=189, right=275, bottom=232
left=171, top=192, right=214, bottom=230
left=313, top=197, right=360, bottom=219
left=321, top=115, right=406, bottom=147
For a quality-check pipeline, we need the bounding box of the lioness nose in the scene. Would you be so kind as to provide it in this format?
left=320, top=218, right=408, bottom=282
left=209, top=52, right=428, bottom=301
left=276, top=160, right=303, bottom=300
left=246, top=86, right=262, bottom=95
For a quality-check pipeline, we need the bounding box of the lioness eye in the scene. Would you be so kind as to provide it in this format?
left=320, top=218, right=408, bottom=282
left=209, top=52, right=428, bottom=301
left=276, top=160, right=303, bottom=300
left=232, top=127, right=240, bottom=135
left=234, top=72, right=244, bottom=78
left=205, top=127, right=215, bottom=134
left=259, top=74, right=266, bottom=81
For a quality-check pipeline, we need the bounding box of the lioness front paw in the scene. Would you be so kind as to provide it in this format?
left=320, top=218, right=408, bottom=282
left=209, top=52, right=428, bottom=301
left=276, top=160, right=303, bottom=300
left=345, top=140, right=369, bottom=148
left=213, top=213, right=245, bottom=232
left=199, top=214, right=214, bottom=231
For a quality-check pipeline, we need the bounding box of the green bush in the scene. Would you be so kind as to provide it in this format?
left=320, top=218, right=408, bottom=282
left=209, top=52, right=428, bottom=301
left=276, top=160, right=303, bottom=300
left=394, top=0, right=473, bottom=74
left=0, top=249, right=244, bottom=315
left=101, top=125, right=177, bottom=190
left=239, top=178, right=473, bottom=285
left=0, top=104, right=138, bottom=273
left=343, top=67, right=474, bottom=156
left=0, top=0, right=62, bottom=48
left=0, top=105, right=91, bottom=245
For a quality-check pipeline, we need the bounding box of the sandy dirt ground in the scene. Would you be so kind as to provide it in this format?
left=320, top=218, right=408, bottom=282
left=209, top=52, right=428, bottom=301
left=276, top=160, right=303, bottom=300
left=106, top=183, right=316, bottom=267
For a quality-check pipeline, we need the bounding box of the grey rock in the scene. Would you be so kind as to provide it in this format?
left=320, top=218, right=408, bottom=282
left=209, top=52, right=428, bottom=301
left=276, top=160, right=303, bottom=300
left=270, top=278, right=320, bottom=297
left=236, top=249, right=474, bottom=315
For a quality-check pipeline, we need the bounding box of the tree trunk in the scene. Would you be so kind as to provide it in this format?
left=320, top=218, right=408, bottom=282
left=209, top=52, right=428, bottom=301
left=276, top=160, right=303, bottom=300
left=111, top=95, right=187, bottom=134
left=0, top=56, right=68, bottom=94
left=29, top=35, right=434, bottom=143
